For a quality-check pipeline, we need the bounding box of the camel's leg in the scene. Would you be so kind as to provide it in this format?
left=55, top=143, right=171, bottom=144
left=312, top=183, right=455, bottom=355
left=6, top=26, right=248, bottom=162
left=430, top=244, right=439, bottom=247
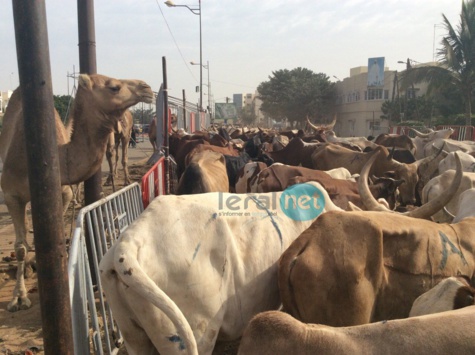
left=113, top=140, right=120, bottom=177
left=122, top=135, right=131, bottom=185
left=4, top=193, right=32, bottom=312
left=62, top=186, right=74, bottom=215
left=104, top=132, right=116, bottom=191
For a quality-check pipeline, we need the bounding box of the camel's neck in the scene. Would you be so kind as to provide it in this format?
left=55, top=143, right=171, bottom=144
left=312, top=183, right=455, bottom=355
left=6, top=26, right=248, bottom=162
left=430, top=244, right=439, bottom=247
left=58, top=102, right=122, bottom=185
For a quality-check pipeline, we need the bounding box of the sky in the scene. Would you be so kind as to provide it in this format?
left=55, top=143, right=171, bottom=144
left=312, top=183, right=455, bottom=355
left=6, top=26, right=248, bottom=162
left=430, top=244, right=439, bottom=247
left=0, top=0, right=462, bottom=108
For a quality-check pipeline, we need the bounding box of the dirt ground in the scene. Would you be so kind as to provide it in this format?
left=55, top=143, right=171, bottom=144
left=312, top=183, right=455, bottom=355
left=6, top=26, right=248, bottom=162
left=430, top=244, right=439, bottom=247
left=0, top=143, right=155, bottom=355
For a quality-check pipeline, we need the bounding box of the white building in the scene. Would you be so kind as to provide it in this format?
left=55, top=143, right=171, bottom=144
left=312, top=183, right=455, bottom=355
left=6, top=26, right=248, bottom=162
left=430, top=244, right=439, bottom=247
left=334, top=60, right=432, bottom=138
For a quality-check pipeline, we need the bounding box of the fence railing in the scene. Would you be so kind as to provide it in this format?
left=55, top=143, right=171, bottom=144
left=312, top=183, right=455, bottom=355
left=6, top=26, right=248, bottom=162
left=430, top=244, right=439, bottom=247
left=68, top=183, right=144, bottom=354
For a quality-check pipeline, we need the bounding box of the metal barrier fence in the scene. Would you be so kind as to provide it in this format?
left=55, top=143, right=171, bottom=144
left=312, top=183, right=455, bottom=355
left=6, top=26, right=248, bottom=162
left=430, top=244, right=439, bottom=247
left=68, top=183, right=144, bottom=354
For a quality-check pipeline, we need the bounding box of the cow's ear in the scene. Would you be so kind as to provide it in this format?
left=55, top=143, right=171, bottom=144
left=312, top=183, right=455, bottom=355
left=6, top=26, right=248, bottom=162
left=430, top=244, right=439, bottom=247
left=384, top=171, right=397, bottom=179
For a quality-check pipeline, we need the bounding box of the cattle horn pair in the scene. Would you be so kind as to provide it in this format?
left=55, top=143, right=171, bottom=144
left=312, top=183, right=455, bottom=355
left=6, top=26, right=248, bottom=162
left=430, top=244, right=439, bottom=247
left=306, top=115, right=337, bottom=132
left=359, top=150, right=462, bottom=219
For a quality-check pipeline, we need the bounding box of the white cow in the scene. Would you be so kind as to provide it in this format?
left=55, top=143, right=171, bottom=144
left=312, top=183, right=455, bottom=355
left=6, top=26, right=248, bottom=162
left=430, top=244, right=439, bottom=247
left=427, top=138, right=475, bottom=157
left=422, top=170, right=475, bottom=223
left=410, top=276, right=475, bottom=317
left=452, top=188, right=475, bottom=223
left=438, top=151, right=475, bottom=174
left=99, top=182, right=343, bottom=355
left=411, top=127, right=454, bottom=159
left=322, top=167, right=356, bottom=181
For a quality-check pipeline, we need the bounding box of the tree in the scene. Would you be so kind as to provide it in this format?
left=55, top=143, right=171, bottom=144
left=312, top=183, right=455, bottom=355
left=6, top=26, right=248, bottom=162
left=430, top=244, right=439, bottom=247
left=240, top=101, right=257, bottom=125
left=53, top=95, right=73, bottom=123
left=401, top=0, right=475, bottom=126
left=257, top=68, right=336, bottom=128
left=131, top=107, right=154, bottom=125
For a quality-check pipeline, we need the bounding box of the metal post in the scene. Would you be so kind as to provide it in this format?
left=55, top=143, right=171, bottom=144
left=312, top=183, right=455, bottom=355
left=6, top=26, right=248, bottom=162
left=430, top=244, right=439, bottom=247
left=199, top=0, right=203, bottom=112
left=182, top=89, right=187, bottom=131
left=163, top=57, right=171, bottom=195
left=207, top=60, right=212, bottom=122
left=77, top=0, right=100, bottom=286
left=78, top=0, right=100, bottom=204
left=12, top=1, right=74, bottom=353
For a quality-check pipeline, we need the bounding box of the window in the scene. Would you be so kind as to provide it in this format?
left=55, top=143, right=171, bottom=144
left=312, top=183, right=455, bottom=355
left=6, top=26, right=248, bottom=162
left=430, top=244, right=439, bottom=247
left=345, top=91, right=360, bottom=103
left=366, top=89, right=383, bottom=100
left=369, top=120, right=381, bottom=131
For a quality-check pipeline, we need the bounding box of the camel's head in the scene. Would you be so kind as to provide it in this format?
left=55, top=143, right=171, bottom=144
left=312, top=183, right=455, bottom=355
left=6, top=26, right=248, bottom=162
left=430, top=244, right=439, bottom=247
left=78, top=74, right=154, bottom=114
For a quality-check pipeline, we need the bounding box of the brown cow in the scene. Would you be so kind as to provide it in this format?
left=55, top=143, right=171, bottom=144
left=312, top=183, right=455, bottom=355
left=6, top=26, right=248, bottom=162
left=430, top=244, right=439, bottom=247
left=173, top=138, right=210, bottom=178
left=256, top=163, right=403, bottom=210
left=278, top=155, right=467, bottom=327
left=176, top=150, right=229, bottom=195
left=267, top=138, right=323, bottom=168
left=374, top=133, right=416, bottom=152
left=312, top=144, right=439, bottom=205
left=237, top=308, right=475, bottom=355
left=235, top=161, right=268, bottom=193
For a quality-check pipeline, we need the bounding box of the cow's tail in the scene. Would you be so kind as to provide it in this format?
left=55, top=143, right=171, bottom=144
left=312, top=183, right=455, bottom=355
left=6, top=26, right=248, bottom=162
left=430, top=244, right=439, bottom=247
left=114, top=246, right=198, bottom=355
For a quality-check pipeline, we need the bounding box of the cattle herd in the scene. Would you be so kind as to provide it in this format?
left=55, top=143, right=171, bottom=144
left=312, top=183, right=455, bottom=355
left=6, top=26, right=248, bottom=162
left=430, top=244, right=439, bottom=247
left=98, top=121, right=475, bottom=354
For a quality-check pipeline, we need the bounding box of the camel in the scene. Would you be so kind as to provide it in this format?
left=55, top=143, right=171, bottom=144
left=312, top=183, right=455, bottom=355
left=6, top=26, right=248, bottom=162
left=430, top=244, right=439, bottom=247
left=104, top=109, right=133, bottom=190
left=148, top=113, right=178, bottom=151
left=149, top=117, right=158, bottom=151
left=0, top=74, right=153, bottom=312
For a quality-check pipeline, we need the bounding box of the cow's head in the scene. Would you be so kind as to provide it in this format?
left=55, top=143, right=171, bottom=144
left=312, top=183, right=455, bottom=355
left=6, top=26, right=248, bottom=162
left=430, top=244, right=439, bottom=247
left=359, top=150, right=463, bottom=219
left=392, top=164, right=419, bottom=206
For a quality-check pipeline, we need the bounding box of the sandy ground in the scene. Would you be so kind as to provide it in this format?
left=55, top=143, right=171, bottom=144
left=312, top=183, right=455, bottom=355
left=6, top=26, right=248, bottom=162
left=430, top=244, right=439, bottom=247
left=0, top=139, right=155, bottom=355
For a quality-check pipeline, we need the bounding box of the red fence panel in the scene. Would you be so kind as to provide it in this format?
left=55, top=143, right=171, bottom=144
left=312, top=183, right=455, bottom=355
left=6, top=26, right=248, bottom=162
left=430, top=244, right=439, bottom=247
left=436, top=125, right=475, bottom=141
left=141, top=157, right=165, bottom=208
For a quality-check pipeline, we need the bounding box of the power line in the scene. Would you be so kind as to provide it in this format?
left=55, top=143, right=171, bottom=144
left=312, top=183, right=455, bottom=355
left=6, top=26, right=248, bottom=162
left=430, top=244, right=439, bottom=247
left=154, top=0, right=198, bottom=83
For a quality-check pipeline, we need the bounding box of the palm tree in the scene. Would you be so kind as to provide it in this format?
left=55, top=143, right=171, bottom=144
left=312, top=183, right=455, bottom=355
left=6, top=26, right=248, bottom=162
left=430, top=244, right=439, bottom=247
left=401, top=0, right=475, bottom=126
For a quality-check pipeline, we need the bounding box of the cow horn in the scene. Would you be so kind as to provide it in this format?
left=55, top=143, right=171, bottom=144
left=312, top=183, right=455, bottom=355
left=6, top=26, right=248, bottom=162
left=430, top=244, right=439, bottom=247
left=325, top=114, right=337, bottom=130
left=359, top=151, right=463, bottom=219
left=413, top=143, right=444, bottom=169
left=442, top=206, right=456, bottom=221
left=306, top=116, right=321, bottom=131
left=410, top=127, right=431, bottom=138
left=358, top=150, right=392, bottom=212
left=405, top=153, right=462, bottom=219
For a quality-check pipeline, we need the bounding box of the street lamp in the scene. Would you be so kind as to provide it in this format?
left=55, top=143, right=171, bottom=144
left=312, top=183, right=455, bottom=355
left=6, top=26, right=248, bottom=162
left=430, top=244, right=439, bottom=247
left=191, top=60, right=211, bottom=120
left=165, top=0, right=203, bottom=112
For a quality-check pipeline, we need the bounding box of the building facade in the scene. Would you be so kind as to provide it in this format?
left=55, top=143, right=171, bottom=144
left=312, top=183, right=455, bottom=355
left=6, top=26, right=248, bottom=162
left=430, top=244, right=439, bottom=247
left=333, top=61, right=432, bottom=138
